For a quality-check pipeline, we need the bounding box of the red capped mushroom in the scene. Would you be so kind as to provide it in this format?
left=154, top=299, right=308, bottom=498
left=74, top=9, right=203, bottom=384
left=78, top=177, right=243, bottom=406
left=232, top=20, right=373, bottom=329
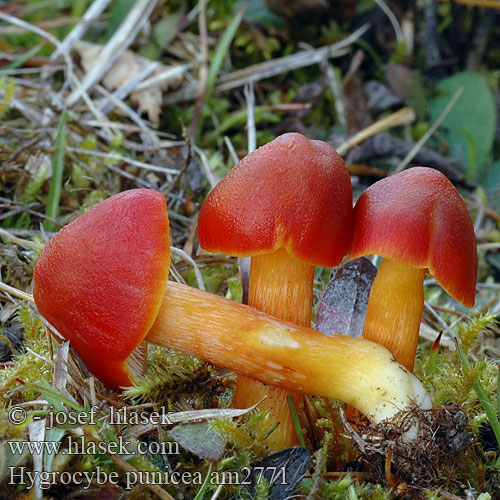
left=33, top=189, right=431, bottom=430
left=350, top=167, right=477, bottom=372
left=197, top=133, right=352, bottom=449
left=33, top=189, right=170, bottom=388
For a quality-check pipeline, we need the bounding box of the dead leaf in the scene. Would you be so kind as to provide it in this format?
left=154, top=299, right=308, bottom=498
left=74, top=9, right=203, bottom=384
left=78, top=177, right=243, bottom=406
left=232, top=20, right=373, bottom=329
left=316, top=257, right=377, bottom=338
left=75, top=41, right=183, bottom=125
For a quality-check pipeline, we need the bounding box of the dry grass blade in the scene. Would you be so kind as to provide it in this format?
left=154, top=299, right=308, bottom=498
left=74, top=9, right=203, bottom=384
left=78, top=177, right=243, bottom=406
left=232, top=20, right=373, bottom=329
left=393, top=86, right=464, bottom=173
left=0, top=11, right=75, bottom=95
left=164, top=24, right=370, bottom=104
left=66, top=0, right=158, bottom=107
left=51, top=0, right=113, bottom=58
left=66, top=147, right=179, bottom=175
left=0, top=281, right=35, bottom=303
left=337, top=107, right=416, bottom=155
left=81, top=428, right=177, bottom=500
left=170, top=247, right=206, bottom=291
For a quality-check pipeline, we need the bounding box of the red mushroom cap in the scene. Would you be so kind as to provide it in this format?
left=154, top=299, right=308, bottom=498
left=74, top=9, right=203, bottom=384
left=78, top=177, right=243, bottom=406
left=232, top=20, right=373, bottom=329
left=33, top=189, right=170, bottom=389
left=198, top=133, right=353, bottom=267
left=350, top=167, right=477, bottom=307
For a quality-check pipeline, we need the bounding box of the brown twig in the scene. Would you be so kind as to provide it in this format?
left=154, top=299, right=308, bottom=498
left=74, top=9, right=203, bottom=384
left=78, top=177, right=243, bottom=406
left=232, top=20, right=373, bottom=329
left=189, top=0, right=209, bottom=140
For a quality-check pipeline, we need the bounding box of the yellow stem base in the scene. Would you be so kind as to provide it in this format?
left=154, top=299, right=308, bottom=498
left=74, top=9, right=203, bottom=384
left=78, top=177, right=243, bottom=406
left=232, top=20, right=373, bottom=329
left=363, top=259, right=426, bottom=372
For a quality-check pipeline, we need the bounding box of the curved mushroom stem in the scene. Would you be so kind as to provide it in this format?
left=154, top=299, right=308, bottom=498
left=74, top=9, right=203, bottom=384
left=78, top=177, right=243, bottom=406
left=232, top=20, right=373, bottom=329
left=147, top=282, right=431, bottom=425
left=234, top=249, right=314, bottom=450
left=362, top=259, right=427, bottom=372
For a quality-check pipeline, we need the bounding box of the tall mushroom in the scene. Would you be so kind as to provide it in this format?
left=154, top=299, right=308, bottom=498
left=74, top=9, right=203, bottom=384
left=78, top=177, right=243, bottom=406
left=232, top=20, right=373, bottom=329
left=350, top=167, right=477, bottom=372
left=197, top=133, right=352, bottom=449
left=33, top=188, right=431, bottom=428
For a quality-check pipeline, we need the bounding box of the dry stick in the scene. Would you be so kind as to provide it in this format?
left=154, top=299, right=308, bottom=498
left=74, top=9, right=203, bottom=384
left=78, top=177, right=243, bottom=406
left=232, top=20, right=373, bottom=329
left=393, top=87, right=464, bottom=174
left=51, top=0, right=113, bottom=59
left=170, top=247, right=206, bottom=291
left=164, top=24, right=370, bottom=105
left=193, top=145, right=219, bottom=188
left=442, top=0, right=500, bottom=8
left=473, top=193, right=485, bottom=237
left=0, top=67, right=65, bottom=76
left=245, top=82, right=257, bottom=154
left=66, top=147, right=179, bottom=176
left=70, top=75, right=115, bottom=140
left=0, top=16, right=80, bottom=35
left=224, top=136, right=239, bottom=165
left=81, top=428, right=177, bottom=500
left=0, top=203, right=39, bottom=223
left=0, top=281, right=35, bottom=303
left=324, top=62, right=347, bottom=130
left=97, top=61, right=159, bottom=116
left=88, top=83, right=164, bottom=155
left=189, top=0, right=208, bottom=139
left=374, top=0, right=403, bottom=45
left=336, top=107, right=416, bottom=156
left=94, top=84, right=155, bottom=133
left=0, top=227, right=41, bottom=250
left=0, top=11, right=75, bottom=96
left=136, top=64, right=191, bottom=92
left=66, top=0, right=158, bottom=107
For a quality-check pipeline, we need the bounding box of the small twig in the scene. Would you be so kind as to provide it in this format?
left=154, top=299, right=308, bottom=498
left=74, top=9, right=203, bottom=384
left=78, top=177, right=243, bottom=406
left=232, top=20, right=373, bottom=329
left=477, top=243, right=500, bottom=251
left=70, top=74, right=114, bottom=139
left=164, top=24, right=370, bottom=104
left=94, top=83, right=156, bottom=136
left=136, top=64, right=191, bottom=91
left=170, top=247, right=206, bottom=291
left=0, top=11, right=75, bottom=95
left=97, top=61, right=159, bottom=116
left=0, top=281, right=35, bottom=303
left=51, top=0, right=113, bottom=58
left=324, top=63, right=347, bottom=130
left=209, top=484, right=224, bottom=500
left=193, top=145, right=219, bottom=188
left=103, top=162, right=154, bottom=189
left=224, top=136, right=239, bottom=165
left=393, top=87, right=464, bottom=174
left=66, top=147, right=178, bottom=175
left=424, top=301, right=457, bottom=341
left=442, top=0, right=500, bottom=8
left=337, top=107, right=416, bottom=155
left=0, top=227, right=42, bottom=250
left=473, top=193, right=485, bottom=238
left=66, top=0, right=158, bottom=107
left=338, top=406, right=366, bottom=453
left=0, top=66, right=64, bottom=76
left=0, top=202, right=40, bottom=223
left=245, top=82, right=256, bottom=153
left=374, top=0, right=404, bottom=45
left=189, top=0, right=208, bottom=139
left=81, top=428, right=177, bottom=500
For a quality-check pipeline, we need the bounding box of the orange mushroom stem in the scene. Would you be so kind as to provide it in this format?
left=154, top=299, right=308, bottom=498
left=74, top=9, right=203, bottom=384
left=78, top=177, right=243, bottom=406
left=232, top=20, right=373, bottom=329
left=197, top=133, right=353, bottom=449
left=147, top=280, right=431, bottom=427
left=350, top=167, right=477, bottom=372
left=234, top=249, right=315, bottom=448
left=33, top=189, right=431, bottom=433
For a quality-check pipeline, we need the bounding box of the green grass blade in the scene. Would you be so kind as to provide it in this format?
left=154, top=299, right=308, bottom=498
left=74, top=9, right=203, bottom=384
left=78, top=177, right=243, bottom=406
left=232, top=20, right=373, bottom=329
left=497, top=363, right=500, bottom=419
left=45, top=109, right=67, bottom=231
left=287, top=394, right=306, bottom=448
left=192, top=461, right=212, bottom=500
left=455, top=339, right=500, bottom=449
left=205, top=3, right=247, bottom=98
left=4, top=44, right=43, bottom=71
